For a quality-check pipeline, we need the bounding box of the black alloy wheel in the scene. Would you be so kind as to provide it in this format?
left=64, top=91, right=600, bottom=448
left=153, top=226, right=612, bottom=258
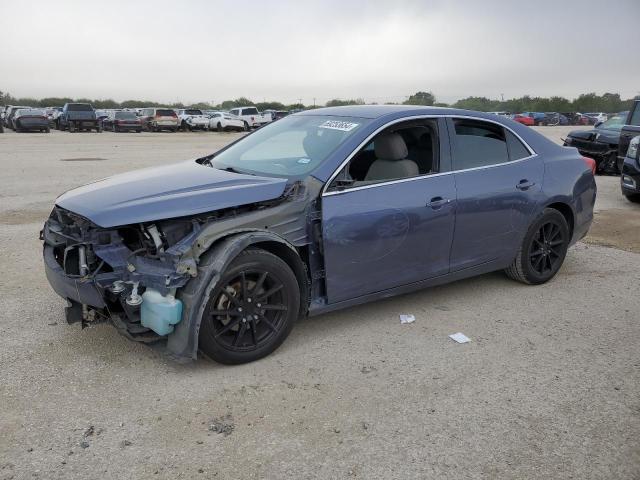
left=505, top=208, right=570, bottom=285
left=198, top=248, right=299, bottom=364
left=217, top=122, right=223, bottom=132
left=528, top=221, right=566, bottom=276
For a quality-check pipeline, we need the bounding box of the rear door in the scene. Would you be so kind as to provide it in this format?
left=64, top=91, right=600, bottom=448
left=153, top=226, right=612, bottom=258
left=619, top=101, right=640, bottom=164
left=447, top=117, right=543, bottom=271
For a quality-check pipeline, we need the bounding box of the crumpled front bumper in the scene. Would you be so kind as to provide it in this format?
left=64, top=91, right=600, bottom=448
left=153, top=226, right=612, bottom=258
left=43, top=244, right=106, bottom=308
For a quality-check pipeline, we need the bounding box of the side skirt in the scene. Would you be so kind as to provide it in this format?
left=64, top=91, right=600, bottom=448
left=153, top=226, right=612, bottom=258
left=308, top=258, right=508, bottom=317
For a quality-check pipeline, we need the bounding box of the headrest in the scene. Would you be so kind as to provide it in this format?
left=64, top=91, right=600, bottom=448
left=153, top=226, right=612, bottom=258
left=374, top=133, right=408, bottom=161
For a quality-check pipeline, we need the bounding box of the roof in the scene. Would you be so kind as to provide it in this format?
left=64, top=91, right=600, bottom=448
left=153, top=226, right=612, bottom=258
left=297, top=104, right=505, bottom=121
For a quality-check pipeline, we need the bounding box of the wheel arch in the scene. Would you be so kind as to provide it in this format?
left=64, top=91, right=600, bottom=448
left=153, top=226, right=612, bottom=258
left=167, top=230, right=309, bottom=362
left=543, top=201, right=575, bottom=238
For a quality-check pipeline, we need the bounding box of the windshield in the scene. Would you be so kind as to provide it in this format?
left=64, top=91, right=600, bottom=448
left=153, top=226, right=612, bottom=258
left=209, top=115, right=369, bottom=177
left=242, top=107, right=259, bottom=115
left=18, top=109, right=44, bottom=116
left=184, top=109, right=202, bottom=115
left=599, top=114, right=627, bottom=130
left=67, top=104, right=93, bottom=112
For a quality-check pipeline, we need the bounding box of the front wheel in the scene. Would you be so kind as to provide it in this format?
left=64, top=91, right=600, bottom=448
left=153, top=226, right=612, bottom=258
left=217, top=122, right=223, bottom=132
left=624, top=193, right=640, bottom=204
left=198, top=248, right=300, bottom=364
left=505, top=208, right=570, bottom=285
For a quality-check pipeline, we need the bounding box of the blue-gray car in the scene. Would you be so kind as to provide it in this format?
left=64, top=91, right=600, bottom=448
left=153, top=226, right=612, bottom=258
left=41, top=106, right=597, bottom=364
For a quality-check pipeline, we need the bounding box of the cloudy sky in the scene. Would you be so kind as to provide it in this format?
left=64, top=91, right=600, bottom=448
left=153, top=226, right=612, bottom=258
left=1, top=0, right=639, bottom=105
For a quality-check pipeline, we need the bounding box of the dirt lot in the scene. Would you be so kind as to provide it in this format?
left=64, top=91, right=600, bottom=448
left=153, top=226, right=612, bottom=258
left=1, top=126, right=639, bottom=479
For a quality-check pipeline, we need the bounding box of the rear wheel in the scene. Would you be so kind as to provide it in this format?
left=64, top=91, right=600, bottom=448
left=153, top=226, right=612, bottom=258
left=505, top=208, right=570, bottom=285
left=624, top=193, right=640, bottom=204
left=198, top=248, right=300, bottom=364
left=217, top=122, right=223, bottom=132
left=243, top=121, right=249, bottom=131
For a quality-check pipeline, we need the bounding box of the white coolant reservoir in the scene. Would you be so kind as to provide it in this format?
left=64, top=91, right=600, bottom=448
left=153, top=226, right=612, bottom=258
left=140, top=289, right=183, bottom=336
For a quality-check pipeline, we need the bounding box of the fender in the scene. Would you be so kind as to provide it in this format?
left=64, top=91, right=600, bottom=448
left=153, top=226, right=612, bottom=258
left=166, top=230, right=304, bottom=362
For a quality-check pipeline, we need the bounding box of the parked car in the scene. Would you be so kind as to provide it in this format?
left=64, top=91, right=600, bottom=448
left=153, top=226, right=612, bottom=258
left=540, top=112, right=569, bottom=126
left=563, top=112, right=628, bottom=174
left=561, top=112, right=583, bottom=126
left=58, top=103, right=101, bottom=132
left=102, top=111, right=143, bottom=132
left=5, top=105, right=31, bottom=129
left=207, top=111, right=246, bottom=132
left=522, top=112, right=547, bottom=125
left=228, top=106, right=272, bottom=129
left=44, top=107, right=62, bottom=127
left=617, top=100, right=640, bottom=173
left=584, top=112, right=608, bottom=124
left=512, top=114, right=534, bottom=126
left=176, top=109, right=209, bottom=131
left=620, top=134, right=640, bottom=203
left=576, top=113, right=597, bottom=125
left=138, top=108, right=179, bottom=132
left=41, top=106, right=596, bottom=364
left=13, top=108, right=50, bottom=133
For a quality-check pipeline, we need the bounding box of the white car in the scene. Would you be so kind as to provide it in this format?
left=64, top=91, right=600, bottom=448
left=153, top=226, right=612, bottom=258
left=176, top=108, right=210, bottom=131
left=584, top=112, right=608, bottom=123
left=207, top=111, right=246, bottom=132
left=228, top=106, right=272, bottom=129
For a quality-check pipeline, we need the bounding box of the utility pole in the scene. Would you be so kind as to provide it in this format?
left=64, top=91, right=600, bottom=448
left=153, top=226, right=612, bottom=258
left=298, top=98, right=302, bottom=106
left=501, top=93, right=504, bottom=102
left=313, top=97, right=316, bottom=108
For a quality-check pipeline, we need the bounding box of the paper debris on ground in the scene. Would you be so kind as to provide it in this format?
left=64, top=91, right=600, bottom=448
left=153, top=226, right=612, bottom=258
left=399, top=314, right=416, bottom=324
left=449, top=332, right=471, bottom=343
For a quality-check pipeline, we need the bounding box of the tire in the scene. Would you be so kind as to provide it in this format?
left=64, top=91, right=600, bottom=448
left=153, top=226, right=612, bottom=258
left=243, top=121, right=249, bottom=131
left=217, top=122, right=223, bottom=132
left=624, top=193, right=640, bottom=204
left=45, top=126, right=50, bottom=133
left=181, top=121, right=190, bottom=132
left=198, top=248, right=300, bottom=364
left=171, top=127, right=177, bottom=133
left=69, top=122, right=75, bottom=133
left=505, top=208, right=570, bottom=285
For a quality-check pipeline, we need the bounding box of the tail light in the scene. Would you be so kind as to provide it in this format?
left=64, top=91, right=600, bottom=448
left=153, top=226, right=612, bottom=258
left=581, top=156, right=596, bottom=175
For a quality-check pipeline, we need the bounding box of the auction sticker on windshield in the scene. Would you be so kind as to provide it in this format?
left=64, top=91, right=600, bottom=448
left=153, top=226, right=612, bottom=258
left=319, top=120, right=359, bottom=132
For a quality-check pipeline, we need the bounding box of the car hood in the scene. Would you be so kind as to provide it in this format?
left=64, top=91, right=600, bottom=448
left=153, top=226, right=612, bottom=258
left=56, top=160, right=288, bottom=228
left=568, top=128, right=620, bottom=144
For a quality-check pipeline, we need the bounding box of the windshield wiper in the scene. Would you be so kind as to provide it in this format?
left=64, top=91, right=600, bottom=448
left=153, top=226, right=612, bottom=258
left=220, top=166, right=254, bottom=176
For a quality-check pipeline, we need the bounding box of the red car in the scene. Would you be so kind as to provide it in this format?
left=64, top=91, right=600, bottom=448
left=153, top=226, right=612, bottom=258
left=512, top=114, right=535, bottom=126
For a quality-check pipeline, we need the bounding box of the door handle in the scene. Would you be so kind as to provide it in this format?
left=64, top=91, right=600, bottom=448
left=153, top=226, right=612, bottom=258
left=426, top=197, right=451, bottom=209
left=516, top=180, right=536, bottom=191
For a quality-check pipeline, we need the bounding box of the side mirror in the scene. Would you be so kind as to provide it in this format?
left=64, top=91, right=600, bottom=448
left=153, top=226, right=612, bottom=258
left=594, top=121, right=603, bottom=128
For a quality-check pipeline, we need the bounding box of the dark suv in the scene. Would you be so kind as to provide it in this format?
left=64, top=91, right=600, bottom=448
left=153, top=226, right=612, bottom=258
left=619, top=100, right=640, bottom=202
left=58, top=103, right=102, bottom=132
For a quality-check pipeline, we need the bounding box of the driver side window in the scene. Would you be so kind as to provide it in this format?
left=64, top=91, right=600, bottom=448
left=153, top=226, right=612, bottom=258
left=328, top=119, right=439, bottom=191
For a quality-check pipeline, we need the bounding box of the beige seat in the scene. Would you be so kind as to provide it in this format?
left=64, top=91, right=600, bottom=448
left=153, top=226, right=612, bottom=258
left=364, top=133, right=419, bottom=182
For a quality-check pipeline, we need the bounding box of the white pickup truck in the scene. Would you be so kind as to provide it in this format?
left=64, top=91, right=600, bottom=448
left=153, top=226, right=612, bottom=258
left=176, top=108, right=210, bottom=131
left=228, top=106, right=272, bottom=129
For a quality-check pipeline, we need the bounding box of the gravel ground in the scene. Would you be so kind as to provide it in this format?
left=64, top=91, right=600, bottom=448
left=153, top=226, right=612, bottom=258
left=1, top=127, right=639, bottom=479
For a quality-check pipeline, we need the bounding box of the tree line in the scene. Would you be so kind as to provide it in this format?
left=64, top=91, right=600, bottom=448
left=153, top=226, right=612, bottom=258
left=1, top=89, right=637, bottom=113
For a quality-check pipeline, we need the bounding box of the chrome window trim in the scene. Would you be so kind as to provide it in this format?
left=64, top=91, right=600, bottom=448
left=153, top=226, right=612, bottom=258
left=321, top=114, right=538, bottom=197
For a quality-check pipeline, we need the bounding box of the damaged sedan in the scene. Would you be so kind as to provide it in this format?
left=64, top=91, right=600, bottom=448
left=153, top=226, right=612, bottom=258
left=42, top=106, right=596, bottom=364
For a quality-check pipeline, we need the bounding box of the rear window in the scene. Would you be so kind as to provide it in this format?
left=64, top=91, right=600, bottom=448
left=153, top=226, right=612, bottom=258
left=506, top=131, right=531, bottom=160
left=184, top=109, right=202, bottom=115
left=156, top=109, right=176, bottom=117
left=18, top=109, right=45, bottom=116
left=452, top=119, right=509, bottom=170
left=67, top=104, right=93, bottom=112
left=242, top=107, right=259, bottom=115
left=115, top=112, right=137, bottom=119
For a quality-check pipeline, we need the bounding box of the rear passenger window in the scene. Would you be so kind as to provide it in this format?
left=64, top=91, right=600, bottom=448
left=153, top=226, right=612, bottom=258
left=506, top=131, right=531, bottom=160
left=452, top=119, right=509, bottom=170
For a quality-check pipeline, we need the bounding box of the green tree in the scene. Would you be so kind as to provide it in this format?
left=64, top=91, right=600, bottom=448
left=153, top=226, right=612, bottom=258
left=325, top=98, right=364, bottom=107
left=404, top=91, right=436, bottom=106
